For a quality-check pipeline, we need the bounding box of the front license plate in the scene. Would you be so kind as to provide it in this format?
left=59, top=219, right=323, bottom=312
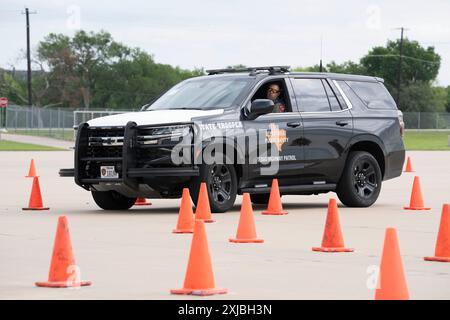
left=100, top=166, right=119, bottom=179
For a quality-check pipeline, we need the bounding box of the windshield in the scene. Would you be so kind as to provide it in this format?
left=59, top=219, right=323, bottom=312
left=147, top=77, right=252, bottom=110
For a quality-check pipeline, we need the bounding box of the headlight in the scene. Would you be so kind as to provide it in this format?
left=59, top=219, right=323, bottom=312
left=137, top=125, right=191, bottom=145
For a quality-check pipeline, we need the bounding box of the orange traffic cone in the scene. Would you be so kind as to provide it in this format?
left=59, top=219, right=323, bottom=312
left=375, top=227, right=409, bottom=300
left=262, top=179, right=288, bottom=215
left=25, top=159, right=37, bottom=178
left=230, top=193, right=264, bottom=243
left=134, top=197, right=151, bottom=206
left=424, top=204, right=450, bottom=262
left=171, top=220, right=227, bottom=296
left=195, top=182, right=214, bottom=223
left=403, top=176, right=431, bottom=210
left=404, top=157, right=414, bottom=173
left=36, top=216, right=91, bottom=288
left=173, top=188, right=195, bottom=234
left=22, top=176, right=49, bottom=211
left=312, top=198, right=353, bottom=252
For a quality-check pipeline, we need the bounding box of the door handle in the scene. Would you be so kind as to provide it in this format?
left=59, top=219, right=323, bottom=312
left=335, top=120, right=349, bottom=127
left=287, top=122, right=302, bottom=128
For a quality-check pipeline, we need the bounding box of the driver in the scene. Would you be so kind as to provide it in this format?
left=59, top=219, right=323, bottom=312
left=267, top=84, right=286, bottom=113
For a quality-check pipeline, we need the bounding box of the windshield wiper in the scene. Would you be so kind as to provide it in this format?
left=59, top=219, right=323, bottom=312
left=173, top=107, right=203, bottom=110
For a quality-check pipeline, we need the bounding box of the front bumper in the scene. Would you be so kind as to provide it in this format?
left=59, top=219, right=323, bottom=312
left=61, top=121, right=199, bottom=195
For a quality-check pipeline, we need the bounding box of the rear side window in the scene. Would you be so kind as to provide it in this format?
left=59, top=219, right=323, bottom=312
left=346, top=81, right=397, bottom=110
left=291, top=78, right=331, bottom=112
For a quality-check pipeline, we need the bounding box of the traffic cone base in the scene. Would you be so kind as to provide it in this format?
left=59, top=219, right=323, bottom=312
left=261, top=210, right=288, bottom=215
left=403, top=206, right=431, bottom=210
left=134, top=197, right=151, bottom=206
left=197, top=218, right=215, bottom=223
left=172, top=228, right=193, bottom=234
left=229, top=238, right=264, bottom=243
left=22, top=206, right=49, bottom=211
left=312, top=247, right=354, bottom=252
left=35, top=280, right=92, bottom=288
left=424, top=256, right=450, bottom=263
left=170, top=288, right=227, bottom=296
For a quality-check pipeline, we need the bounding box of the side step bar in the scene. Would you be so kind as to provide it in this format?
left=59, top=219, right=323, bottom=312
left=241, top=183, right=336, bottom=194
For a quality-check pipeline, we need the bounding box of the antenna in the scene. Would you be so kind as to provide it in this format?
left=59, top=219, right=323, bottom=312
left=319, top=35, right=323, bottom=72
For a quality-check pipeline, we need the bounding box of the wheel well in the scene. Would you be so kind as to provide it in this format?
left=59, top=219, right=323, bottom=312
left=349, top=141, right=385, bottom=177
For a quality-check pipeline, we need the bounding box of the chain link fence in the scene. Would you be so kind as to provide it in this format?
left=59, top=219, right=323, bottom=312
left=402, top=112, right=450, bottom=130
left=1, top=105, right=131, bottom=140
left=1, top=105, right=449, bottom=140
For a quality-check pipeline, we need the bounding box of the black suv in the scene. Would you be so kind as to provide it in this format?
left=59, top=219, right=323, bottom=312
left=60, top=66, right=405, bottom=212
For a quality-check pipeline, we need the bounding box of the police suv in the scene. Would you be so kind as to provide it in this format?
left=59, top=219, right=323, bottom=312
left=60, top=66, right=405, bottom=212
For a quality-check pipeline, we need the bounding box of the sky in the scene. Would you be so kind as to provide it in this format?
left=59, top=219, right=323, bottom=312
left=1, top=0, right=450, bottom=86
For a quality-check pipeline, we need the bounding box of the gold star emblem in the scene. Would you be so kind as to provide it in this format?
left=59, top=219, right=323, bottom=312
left=266, top=123, right=288, bottom=152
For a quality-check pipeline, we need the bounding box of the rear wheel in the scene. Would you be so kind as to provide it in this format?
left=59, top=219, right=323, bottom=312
left=336, top=151, right=382, bottom=207
left=250, top=193, right=270, bottom=205
left=91, top=190, right=136, bottom=210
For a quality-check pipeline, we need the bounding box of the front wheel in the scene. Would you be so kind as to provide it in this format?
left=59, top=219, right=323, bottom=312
left=91, top=190, right=136, bottom=210
left=336, top=151, right=382, bottom=207
left=190, top=162, right=237, bottom=213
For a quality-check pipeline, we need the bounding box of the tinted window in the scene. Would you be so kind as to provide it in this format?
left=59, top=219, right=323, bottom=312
left=291, top=79, right=331, bottom=112
left=346, top=81, right=397, bottom=109
left=322, top=80, right=341, bottom=111
left=336, top=80, right=365, bottom=110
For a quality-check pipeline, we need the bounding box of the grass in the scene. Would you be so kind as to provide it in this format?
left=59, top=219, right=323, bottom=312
left=0, top=140, right=66, bottom=151
left=8, top=129, right=74, bottom=141
left=404, top=130, right=450, bottom=150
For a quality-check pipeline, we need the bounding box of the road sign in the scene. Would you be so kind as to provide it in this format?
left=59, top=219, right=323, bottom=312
left=0, top=97, right=8, bottom=108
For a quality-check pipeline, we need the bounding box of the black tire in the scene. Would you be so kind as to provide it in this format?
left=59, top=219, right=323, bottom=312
left=190, top=160, right=237, bottom=213
left=91, top=190, right=136, bottom=210
left=250, top=193, right=270, bottom=205
left=336, top=151, right=382, bottom=207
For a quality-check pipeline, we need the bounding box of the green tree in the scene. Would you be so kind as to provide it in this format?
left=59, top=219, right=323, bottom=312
left=326, top=61, right=367, bottom=75
left=37, top=30, right=131, bottom=109
left=360, top=39, right=441, bottom=102
left=34, top=30, right=202, bottom=109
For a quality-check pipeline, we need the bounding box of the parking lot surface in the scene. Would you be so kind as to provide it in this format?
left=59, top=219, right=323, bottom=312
left=0, top=151, right=449, bottom=299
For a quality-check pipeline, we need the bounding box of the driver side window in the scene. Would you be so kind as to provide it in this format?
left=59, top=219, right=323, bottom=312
left=250, top=79, right=292, bottom=113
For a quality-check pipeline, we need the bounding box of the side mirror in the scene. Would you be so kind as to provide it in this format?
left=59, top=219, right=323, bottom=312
left=247, top=99, right=274, bottom=120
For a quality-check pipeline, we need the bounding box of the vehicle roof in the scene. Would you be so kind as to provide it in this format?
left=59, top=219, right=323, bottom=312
left=196, top=71, right=383, bottom=83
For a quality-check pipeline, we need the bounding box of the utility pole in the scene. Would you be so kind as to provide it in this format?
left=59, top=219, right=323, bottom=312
left=395, top=27, right=408, bottom=108
left=22, top=8, right=36, bottom=107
